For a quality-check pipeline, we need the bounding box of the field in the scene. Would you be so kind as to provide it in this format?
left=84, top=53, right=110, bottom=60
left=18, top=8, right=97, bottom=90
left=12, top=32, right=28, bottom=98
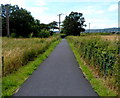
left=2, top=36, right=59, bottom=76
left=67, top=34, right=119, bottom=94
left=100, top=35, right=119, bottom=41
left=81, top=33, right=119, bottom=41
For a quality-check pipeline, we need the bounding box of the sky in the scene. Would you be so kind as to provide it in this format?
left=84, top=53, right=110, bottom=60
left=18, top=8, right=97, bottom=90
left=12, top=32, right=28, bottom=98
left=0, top=0, right=119, bottom=29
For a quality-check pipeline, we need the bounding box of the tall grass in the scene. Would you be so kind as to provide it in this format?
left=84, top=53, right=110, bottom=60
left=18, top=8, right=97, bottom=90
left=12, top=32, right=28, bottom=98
left=2, top=36, right=59, bottom=75
left=67, top=36, right=119, bottom=92
left=2, top=39, right=61, bottom=97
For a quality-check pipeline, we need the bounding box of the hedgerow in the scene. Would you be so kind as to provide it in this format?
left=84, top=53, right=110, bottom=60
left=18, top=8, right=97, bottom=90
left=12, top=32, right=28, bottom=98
left=67, top=36, right=119, bottom=89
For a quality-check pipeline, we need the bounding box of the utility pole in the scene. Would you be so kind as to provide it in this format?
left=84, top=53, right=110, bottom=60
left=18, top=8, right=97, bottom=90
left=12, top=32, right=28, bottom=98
left=0, top=6, right=2, bottom=37
left=57, top=13, right=63, bottom=32
left=89, top=23, right=91, bottom=33
left=118, top=1, right=120, bottom=34
left=5, top=5, right=10, bottom=37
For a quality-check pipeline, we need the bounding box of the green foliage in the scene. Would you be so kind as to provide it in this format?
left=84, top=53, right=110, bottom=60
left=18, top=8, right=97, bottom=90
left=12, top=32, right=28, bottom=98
left=67, top=36, right=119, bottom=88
left=49, top=21, right=58, bottom=31
left=1, top=4, right=53, bottom=38
left=68, top=41, right=117, bottom=96
left=60, top=33, right=67, bottom=38
left=10, top=33, right=16, bottom=38
left=2, top=4, right=36, bottom=37
left=62, top=11, right=86, bottom=36
left=38, top=29, right=51, bottom=38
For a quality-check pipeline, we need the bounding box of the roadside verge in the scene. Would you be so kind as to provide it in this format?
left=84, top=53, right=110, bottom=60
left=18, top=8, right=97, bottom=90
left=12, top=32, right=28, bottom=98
left=67, top=39, right=117, bottom=96
left=2, top=39, right=61, bottom=97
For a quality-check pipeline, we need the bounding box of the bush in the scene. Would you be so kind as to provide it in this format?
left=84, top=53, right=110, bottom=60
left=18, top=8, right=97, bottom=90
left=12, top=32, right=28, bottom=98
left=60, top=34, right=67, bottom=38
left=50, top=31, right=55, bottom=36
left=38, top=29, right=50, bottom=38
left=67, top=36, right=119, bottom=87
left=11, top=33, right=16, bottom=38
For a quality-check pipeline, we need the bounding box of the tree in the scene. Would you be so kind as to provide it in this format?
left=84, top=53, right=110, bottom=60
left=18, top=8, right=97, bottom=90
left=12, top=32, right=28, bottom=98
left=39, top=23, right=50, bottom=30
left=32, top=19, right=41, bottom=37
left=1, top=4, right=58, bottom=38
left=9, top=8, right=35, bottom=37
left=1, top=4, right=20, bottom=36
left=49, top=21, right=59, bottom=31
left=62, top=11, right=86, bottom=36
left=2, top=4, right=38, bottom=37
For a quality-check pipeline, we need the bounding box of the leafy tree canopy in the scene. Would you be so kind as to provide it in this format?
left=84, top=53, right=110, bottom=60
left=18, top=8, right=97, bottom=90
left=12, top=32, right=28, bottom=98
left=62, top=11, right=86, bottom=36
left=2, top=4, right=36, bottom=37
left=48, top=21, right=59, bottom=31
left=1, top=4, right=58, bottom=38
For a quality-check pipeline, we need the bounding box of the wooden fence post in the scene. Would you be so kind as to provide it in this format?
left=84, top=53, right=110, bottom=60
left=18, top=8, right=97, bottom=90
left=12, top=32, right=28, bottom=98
left=2, top=56, right=4, bottom=76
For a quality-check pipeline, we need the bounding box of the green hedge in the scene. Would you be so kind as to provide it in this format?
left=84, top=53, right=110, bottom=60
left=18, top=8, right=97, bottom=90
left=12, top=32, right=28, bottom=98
left=67, top=36, right=119, bottom=87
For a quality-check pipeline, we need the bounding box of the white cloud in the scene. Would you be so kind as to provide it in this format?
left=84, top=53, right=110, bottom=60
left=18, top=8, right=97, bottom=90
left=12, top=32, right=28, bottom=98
left=92, top=23, right=117, bottom=29
left=85, top=18, right=117, bottom=29
left=33, top=12, right=66, bottom=24
left=27, top=7, right=48, bottom=15
left=77, top=8, right=105, bottom=16
left=0, top=0, right=118, bottom=29
left=85, top=22, right=117, bottom=29
left=0, top=0, right=48, bottom=21
left=25, top=0, right=48, bottom=21
left=96, top=10, right=105, bottom=14
left=35, top=0, right=46, bottom=6
left=108, top=4, right=118, bottom=12
left=36, top=14, right=58, bottom=23
left=0, top=0, right=26, bottom=8
left=44, top=0, right=119, bottom=2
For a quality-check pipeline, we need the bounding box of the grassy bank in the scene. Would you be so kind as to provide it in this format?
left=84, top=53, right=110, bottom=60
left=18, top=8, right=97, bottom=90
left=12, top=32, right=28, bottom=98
left=2, top=36, right=59, bottom=75
left=2, top=39, right=61, bottom=97
left=67, top=36, right=118, bottom=96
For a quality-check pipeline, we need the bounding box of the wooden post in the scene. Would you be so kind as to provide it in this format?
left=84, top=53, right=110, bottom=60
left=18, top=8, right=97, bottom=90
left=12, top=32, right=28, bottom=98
left=2, top=56, right=4, bottom=76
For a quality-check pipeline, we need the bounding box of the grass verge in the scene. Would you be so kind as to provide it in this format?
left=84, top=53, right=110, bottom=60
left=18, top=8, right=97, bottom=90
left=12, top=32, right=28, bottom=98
left=2, top=36, right=59, bottom=75
left=2, top=39, right=61, bottom=97
left=67, top=39, right=117, bottom=96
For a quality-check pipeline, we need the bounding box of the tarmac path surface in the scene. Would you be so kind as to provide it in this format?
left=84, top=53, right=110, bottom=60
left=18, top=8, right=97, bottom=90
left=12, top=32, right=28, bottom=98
left=14, top=39, right=98, bottom=96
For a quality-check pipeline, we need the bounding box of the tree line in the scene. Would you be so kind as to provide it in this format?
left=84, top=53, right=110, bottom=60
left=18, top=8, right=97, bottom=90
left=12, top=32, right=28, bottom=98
left=1, top=4, right=86, bottom=37
left=1, top=4, right=58, bottom=38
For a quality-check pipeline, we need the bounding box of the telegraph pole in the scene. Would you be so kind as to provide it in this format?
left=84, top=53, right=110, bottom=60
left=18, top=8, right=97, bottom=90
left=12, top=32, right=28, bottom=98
left=5, top=5, right=10, bottom=37
left=89, top=23, right=91, bottom=33
left=0, top=6, right=2, bottom=37
left=57, top=13, right=63, bottom=32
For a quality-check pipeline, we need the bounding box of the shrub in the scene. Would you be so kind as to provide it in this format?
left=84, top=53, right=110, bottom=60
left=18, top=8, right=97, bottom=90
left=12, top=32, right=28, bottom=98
left=11, top=33, right=16, bottom=38
left=67, top=36, right=119, bottom=87
left=38, top=29, right=50, bottom=38
left=50, top=31, right=54, bottom=36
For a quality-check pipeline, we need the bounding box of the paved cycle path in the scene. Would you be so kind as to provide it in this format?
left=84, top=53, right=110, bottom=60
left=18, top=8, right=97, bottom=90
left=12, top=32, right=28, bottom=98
left=14, top=39, right=98, bottom=96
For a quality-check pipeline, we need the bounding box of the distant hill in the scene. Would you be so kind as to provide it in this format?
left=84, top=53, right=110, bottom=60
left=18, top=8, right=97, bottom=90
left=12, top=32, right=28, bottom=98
left=53, top=31, right=60, bottom=33
left=85, top=27, right=120, bottom=33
